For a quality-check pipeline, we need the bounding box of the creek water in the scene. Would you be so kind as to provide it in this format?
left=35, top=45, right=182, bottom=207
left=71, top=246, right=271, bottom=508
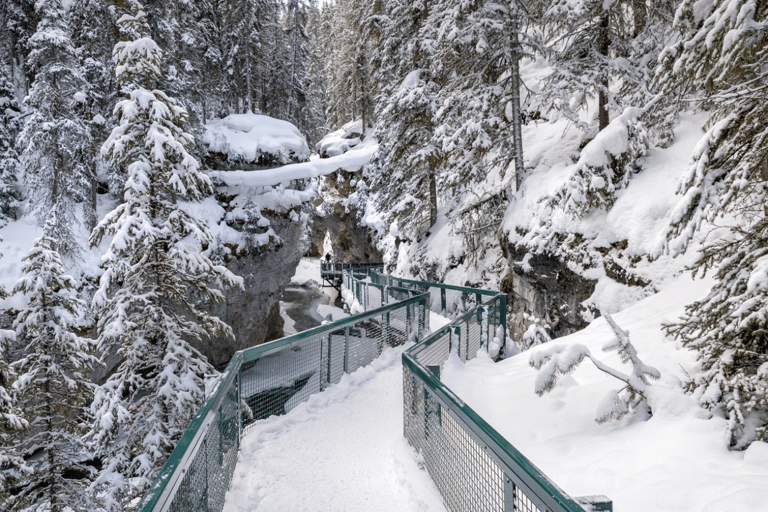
left=281, top=286, right=332, bottom=333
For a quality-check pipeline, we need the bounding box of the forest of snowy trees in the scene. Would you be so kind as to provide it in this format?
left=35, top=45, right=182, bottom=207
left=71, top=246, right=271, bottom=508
left=1, top=0, right=768, bottom=510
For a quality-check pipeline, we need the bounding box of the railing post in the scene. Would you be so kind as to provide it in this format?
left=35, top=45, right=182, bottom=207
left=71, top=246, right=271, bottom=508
left=236, top=366, right=242, bottom=441
left=503, top=475, right=515, bottom=512
left=326, top=332, right=333, bottom=386
left=385, top=312, right=391, bottom=346
left=406, top=303, right=412, bottom=341
left=499, top=294, right=508, bottom=356
left=344, top=326, right=350, bottom=373
left=441, top=288, right=446, bottom=313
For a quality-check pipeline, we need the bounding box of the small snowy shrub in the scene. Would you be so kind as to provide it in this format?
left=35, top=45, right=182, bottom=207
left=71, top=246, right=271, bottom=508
left=530, top=313, right=660, bottom=423
left=552, top=107, right=650, bottom=218
left=521, top=313, right=551, bottom=350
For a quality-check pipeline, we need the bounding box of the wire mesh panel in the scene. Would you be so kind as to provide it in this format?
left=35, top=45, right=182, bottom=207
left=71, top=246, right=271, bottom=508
left=141, top=266, right=593, bottom=512
left=404, top=368, right=506, bottom=512
left=240, top=334, right=323, bottom=429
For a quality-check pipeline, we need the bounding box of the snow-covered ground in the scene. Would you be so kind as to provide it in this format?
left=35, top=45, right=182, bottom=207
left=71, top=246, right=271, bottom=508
left=222, top=312, right=452, bottom=512
left=442, top=273, right=768, bottom=512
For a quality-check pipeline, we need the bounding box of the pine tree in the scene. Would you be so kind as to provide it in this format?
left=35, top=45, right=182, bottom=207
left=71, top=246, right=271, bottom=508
left=539, top=0, right=662, bottom=132
left=0, top=69, right=22, bottom=225
left=658, top=0, right=768, bottom=448
left=0, top=236, right=27, bottom=501
left=88, top=3, right=241, bottom=508
left=0, top=0, right=36, bottom=90
left=16, top=0, right=93, bottom=256
left=9, top=218, right=98, bottom=512
left=284, top=0, right=323, bottom=144
left=70, top=0, right=118, bottom=224
left=370, top=0, right=442, bottom=239
left=429, top=0, right=532, bottom=196
left=305, top=0, right=328, bottom=141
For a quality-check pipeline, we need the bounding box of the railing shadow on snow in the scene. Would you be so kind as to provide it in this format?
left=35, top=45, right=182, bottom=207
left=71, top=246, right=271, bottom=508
left=137, top=266, right=610, bottom=512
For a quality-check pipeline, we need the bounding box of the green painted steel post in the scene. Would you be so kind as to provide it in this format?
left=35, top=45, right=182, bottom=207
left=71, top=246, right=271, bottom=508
left=420, top=299, right=427, bottom=337
left=406, top=303, right=412, bottom=340
left=236, top=368, right=242, bottom=441
left=344, top=326, right=350, bottom=373
left=499, top=294, right=508, bottom=355
left=385, top=312, right=391, bottom=346
left=381, top=286, right=385, bottom=306
left=476, top=292, right=482, bottom=307
left=462, top=291, right=467, bottom=312
left=441, top=288, right=446, bottom=313
left=327, top=332, right=332, bottom=386
left=503, top=475, right=515, bottom=512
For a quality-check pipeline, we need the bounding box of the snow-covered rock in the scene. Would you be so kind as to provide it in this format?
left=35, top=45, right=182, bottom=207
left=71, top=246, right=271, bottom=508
left=204, top=113, right=310, bottom=167
left=316, top=119, right=364, bottom=158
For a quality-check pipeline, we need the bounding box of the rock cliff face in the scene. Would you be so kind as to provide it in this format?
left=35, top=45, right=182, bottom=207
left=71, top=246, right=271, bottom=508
left=308, top=203, right=381, bottom=263
left=499, top=243, right=596, bottom=343
left=201, top=203, right=308, bottom=371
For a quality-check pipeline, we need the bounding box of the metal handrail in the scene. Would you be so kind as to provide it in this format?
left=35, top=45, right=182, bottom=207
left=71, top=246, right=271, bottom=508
left=138, top=265, right=607, bottom=512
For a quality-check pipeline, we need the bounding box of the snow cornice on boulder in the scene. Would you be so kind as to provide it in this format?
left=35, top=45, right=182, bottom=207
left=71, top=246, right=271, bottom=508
left=207, top=142, right=378, bottom=188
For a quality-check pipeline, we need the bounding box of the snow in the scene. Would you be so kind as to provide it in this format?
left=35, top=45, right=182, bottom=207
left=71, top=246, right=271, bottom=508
left=223, top=343, right=447, bottom=512
left=204, top=113, right=310, bottom=164
left=222, top=309, right=452, bottom=512
left=208, top=139, right=378, bottom=188
left=441, top=272, right=768, bottom=512
left=315, top=119, right=364, bottom=157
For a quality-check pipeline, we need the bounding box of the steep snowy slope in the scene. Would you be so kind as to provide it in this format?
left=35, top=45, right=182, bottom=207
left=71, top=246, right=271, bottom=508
left=442, top=272, right=768, bottom=512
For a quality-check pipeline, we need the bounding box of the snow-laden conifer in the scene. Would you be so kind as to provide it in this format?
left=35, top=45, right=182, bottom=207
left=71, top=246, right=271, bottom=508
left=657, top=0, right=768, bottom=447
left=539, top=0, right=669, bottom=132
left=8, top=217, right=98, bottom=512
left=370, top=0, right=441, bottom=239
left=430, top=0, right=533, bottom=194
left=70, top=0, right=118, bottom=218
left=0, top=235, right=27, bottom=501
left=88, top=2, right=242, bottom=509
left=16, top=0, right=93, bottom=257
left=530, top=312, right=660, bottom=423
left=0, top=69, right=22, bottom=225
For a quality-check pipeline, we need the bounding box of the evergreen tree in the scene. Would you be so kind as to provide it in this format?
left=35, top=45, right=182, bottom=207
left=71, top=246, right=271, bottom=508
left=70, top=0, right=118, bottom=223
left=0, top=0, right=36, bottom=90
left=371, top=0, right=441, bottom=238
left=430, top=0, right=532, bottom=196
left=88, top=3, right=241, bottom=508
left=284, top=0, right=323, bottom=144
left=305, top=0, right=328, bottom=141
left=539, top=0, right=664, bottom=131
left=0, top=69, right=22, bottom=225
left=0, top=236, right=27, bottom=501
left=658, top=0, right=768, bottom=448
left=9, top=218, right=97, bottom=512
left=197, top=0, right=225, bottom=124
left=16, top=0, right=92, bottom=257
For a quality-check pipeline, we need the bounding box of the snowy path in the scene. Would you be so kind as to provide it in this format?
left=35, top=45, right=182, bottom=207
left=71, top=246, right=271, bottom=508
left=222, top=317, right=451, bottom=512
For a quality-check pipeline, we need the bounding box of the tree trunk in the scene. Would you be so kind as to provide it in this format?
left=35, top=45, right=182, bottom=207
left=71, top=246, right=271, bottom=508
left=598, top=15, right=610, bottom=131
left=429, top=168, right=437, bottom=226
left=510, top=12, right=525, bottom=193
left=633, top=1, right=647, bottom=38
left=245, top=35, right=253, bottom=113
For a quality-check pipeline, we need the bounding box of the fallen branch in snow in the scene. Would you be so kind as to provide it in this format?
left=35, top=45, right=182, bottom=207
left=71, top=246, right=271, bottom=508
left=529, top=312, right=661, bottom=423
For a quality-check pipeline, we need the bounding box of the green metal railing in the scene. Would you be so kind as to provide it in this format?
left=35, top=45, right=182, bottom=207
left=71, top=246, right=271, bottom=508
left=136, top=270, right=430, bottom=512
left=346, top=268, right=609, bottom=512
left=138, top=265, right=608, bottom=512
